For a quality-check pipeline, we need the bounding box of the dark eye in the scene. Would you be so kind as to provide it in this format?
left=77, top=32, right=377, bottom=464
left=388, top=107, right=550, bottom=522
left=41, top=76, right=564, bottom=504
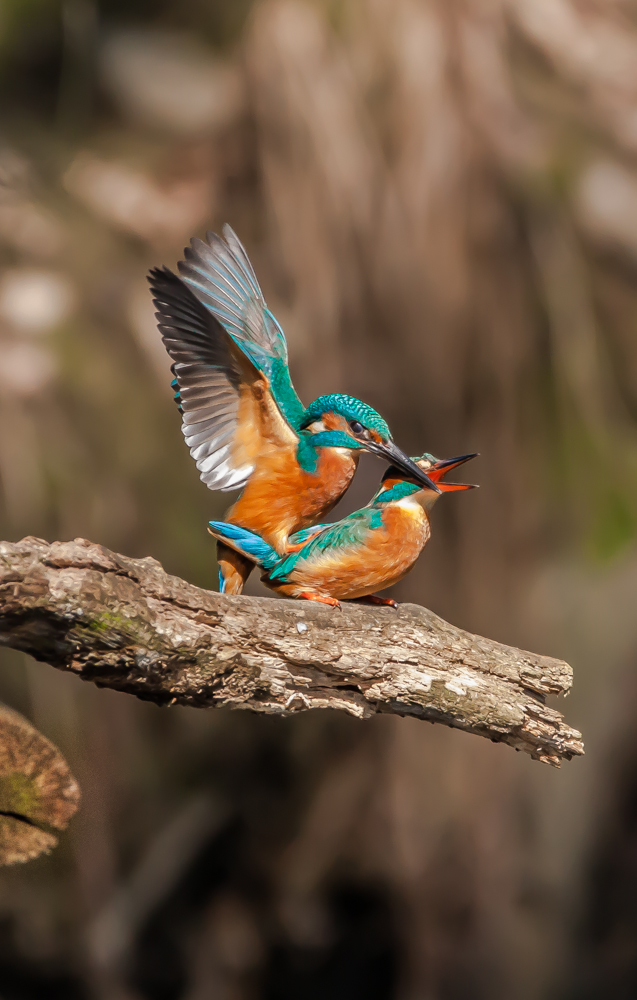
left=349, top=420, right=364, bottom=434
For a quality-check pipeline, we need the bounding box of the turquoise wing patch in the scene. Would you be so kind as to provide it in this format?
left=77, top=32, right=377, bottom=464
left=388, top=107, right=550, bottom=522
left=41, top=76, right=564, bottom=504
left=268, top=508, right=383, bottom=581
left=288, top=523, right=334, bottom=545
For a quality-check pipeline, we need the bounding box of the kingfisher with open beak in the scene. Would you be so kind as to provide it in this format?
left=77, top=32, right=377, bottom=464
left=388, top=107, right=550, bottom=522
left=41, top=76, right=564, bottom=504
left=206, top=452, right=477, bottom=607
left=149, top=226, right=440, bottom=594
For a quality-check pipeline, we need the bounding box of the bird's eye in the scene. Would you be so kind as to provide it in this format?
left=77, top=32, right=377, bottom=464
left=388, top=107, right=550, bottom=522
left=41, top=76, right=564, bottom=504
left=349, top=420, right=364, bottom=434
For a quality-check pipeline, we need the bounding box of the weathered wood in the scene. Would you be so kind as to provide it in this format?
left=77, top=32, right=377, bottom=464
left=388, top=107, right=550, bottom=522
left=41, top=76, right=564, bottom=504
left=0, top=537, right=583, bottom=766
left=0, top=702, right=80, bottom=864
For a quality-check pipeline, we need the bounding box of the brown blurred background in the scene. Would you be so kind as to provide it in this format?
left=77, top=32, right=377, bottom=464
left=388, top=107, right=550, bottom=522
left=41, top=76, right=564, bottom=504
left=2, top=0, right=637, bottom=996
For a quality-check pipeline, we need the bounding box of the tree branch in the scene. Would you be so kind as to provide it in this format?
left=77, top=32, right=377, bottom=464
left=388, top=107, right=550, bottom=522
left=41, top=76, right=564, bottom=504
left=0, top=537, right=583, bottom=766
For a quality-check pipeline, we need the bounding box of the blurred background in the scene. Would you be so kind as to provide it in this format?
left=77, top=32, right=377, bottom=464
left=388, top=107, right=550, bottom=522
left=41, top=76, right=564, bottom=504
left=2, top=0, right=637, bottom=996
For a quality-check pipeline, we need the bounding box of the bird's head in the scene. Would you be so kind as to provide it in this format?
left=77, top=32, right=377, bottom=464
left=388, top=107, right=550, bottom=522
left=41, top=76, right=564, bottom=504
left=380, top=451, right=478, bottom=508
left=300, top=394, right=441, bottom=491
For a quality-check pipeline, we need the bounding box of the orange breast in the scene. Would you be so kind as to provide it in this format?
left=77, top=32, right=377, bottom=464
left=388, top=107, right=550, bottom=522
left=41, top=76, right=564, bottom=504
left=226, top=446, right=358, bottom=553
left=271, top=504, right=431, bottom=600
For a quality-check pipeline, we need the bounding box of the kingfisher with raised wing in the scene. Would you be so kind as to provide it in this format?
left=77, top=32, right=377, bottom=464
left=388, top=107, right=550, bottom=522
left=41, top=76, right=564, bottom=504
left=207, top=452, right=477, bottom=608
left=149, top=226, right=439, bottom=594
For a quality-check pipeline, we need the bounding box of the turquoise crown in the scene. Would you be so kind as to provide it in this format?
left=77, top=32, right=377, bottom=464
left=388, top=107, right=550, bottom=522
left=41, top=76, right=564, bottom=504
left=301, top=394, right=391, bottom=440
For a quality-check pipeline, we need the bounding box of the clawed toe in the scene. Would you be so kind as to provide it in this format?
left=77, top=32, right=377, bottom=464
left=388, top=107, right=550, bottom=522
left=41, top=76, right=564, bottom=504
left=298, top=591, right=341, bottom=609
left=358, top=594, right=398, bottom=608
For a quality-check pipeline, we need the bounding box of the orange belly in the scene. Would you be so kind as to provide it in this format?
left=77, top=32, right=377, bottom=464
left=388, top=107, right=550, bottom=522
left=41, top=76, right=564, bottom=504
left=226, top=447, right=358, bottom=553
left=267, top=504, right=431, bottom=600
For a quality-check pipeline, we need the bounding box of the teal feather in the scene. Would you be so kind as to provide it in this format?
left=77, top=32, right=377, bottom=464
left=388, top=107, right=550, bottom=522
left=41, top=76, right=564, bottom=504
left=268, top=507, right=385, bottom=582
left=269, top=357, right=305, bottom=430
left=295, top=433, right=320, bottom=474
left=300, top=394, right=390, bottom=440
left=373, top=481, right=421, bottom=503
left=178, top=227, right=304, bottom=428
left=170, top=373, right=183, bottom=413
left=309, top=430, right=364, bottom=451
left=289, top=523, right=334, bottom=544
left=295, top=429, right=364, bottom=474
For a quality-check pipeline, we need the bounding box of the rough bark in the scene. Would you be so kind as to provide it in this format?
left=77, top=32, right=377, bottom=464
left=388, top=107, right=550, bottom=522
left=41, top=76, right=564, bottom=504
left=0, top=537, right=583, bottom=766
left=0, top=702, right=80, bottom=864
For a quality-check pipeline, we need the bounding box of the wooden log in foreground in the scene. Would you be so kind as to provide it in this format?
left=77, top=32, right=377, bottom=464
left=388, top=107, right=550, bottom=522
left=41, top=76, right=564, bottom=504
left=0, top=537, right=583, bottom=768
left=0, top=702, right=80, bottom=864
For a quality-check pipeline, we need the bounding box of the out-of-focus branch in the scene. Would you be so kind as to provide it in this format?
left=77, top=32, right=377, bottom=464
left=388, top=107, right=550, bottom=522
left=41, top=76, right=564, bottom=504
left=0, top=538, right=583, bottom=766
left=0, top=702, right=80, bottom=864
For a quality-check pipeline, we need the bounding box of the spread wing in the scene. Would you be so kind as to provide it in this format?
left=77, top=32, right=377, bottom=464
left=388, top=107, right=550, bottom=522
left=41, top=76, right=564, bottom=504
left=149, top=266, right=298, bottom=493
left=177, top=225, right=305, bottom=430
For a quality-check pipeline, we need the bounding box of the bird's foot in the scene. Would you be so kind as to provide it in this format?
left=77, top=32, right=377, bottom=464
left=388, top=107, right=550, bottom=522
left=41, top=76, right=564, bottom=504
left=357, top=594, right=398, bottom=608
left=298, top=592, right=341, bottom=609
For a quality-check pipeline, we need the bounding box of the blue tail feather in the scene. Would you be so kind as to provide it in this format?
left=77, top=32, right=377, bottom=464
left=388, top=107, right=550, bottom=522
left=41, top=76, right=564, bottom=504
left=209, top=521, right=280, bottom=570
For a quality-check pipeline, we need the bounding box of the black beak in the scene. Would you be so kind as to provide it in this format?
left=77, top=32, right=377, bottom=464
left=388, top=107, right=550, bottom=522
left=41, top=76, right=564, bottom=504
left=368, top=440, right=442, bottom=493
left=430, top=452, right=479, bottom=473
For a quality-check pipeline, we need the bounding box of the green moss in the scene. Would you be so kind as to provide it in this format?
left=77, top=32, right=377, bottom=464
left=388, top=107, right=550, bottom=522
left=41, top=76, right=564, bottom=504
left=0, top=772, right=41, bottom=818
left=87, top=611, right=127, bottom=632
left=80, top=610, right=152, bottom=647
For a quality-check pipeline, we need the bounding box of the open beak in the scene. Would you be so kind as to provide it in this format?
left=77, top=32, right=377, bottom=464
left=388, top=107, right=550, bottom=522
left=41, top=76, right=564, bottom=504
left=425, top=452, right=478, bottom=491
left=369, top=440, right=442, bottom=493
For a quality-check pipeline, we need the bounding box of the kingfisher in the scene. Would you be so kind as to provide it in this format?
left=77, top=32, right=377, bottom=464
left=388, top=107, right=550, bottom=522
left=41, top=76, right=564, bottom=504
left=206, top=452, right=477, bottom=608
left=148, top=225, right=439, bottom=594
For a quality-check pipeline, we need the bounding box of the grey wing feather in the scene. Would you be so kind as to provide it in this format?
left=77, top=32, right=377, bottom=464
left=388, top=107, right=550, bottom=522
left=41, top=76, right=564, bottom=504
left=177, top=225, right=287, bottom=363
left=148, top=265, right=254, bottom=492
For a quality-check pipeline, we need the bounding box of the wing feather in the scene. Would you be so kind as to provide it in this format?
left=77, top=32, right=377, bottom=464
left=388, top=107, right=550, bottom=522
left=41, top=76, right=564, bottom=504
left=149, top=266, right=296, bottom=493
left=176, top=226, right=304, bottom=428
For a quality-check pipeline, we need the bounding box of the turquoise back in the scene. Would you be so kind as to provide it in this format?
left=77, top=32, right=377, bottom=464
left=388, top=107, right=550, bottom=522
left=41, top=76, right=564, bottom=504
left=268, top=506, right=385, bottom=581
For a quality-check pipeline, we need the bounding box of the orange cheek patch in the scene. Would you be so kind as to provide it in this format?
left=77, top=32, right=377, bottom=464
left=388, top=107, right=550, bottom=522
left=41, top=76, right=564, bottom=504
left=322, top=412, right=349, bottom=433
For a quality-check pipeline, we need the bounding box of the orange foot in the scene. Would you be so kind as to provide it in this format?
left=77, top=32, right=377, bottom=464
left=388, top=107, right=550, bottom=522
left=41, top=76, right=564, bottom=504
left=357, top=594, right=398, bottom=608
left=298, top=591, right=341, bottom=609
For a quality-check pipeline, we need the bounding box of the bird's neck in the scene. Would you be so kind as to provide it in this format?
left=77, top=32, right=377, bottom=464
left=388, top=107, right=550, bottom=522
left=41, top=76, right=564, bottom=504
left=269, top=359, right=305, bottom=429
left=296, top=431, right=356, bottom=474
left=375, top=481, right=420, bottom=504
left=374, top=482, right=438, bottom=514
